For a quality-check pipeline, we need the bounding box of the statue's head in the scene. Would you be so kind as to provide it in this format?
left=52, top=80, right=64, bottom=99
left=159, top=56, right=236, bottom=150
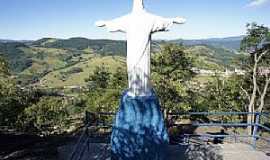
left=133, top=0, right=144, bottom=12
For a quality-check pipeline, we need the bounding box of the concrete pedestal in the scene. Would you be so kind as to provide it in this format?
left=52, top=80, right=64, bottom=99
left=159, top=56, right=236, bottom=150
left=111, top=90, right=169, bottom=160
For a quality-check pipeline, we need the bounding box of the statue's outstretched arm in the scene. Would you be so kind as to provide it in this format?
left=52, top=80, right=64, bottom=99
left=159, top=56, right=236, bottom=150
left=152, top=15, right=186, bottom=33
left=95, top=15, right=129, bottom=33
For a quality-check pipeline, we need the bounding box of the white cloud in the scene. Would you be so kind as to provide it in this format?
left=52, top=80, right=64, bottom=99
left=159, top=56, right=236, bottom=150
left=247, top=0, right=269, bottom=7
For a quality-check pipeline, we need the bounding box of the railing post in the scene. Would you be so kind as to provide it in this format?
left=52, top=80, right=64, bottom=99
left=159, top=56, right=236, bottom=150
left=85, top=111, right=90, bottom=125
left=252, top=112, right=260, bottom=149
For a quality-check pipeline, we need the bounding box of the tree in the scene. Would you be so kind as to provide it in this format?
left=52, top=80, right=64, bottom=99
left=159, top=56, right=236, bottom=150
left=241, top=23, right=270, bottom=134
left=85, top=65, right=111, bottom=89
left=151, top=44, right=195, bottom=115
left=82, top=44, right=195, bottom=123
left=110, top=67, right=128, bottom=89
left=0, top=57, right=25, bottom=126
left=0, top=56, right=41, bottom=128
left=18, top=97, right=69, bottom=135
left=0, top=56, right=9, bottom=76
left=200, top=74, right=246, bottom=121
left=83, top=65, right=127, bottom=120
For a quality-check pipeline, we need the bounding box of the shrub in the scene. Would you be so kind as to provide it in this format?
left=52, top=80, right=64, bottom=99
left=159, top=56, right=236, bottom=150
left=18, top=97, right=70, bottom=135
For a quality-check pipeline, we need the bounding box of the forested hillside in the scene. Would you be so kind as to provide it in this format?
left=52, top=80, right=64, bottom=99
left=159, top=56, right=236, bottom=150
left=0, top=24, right=269, bottom=145
left=31, top=37, right=127, bottom=56
left=170, top=36, right=243, bottom=50
left=0, top=37, right=244, bottom=87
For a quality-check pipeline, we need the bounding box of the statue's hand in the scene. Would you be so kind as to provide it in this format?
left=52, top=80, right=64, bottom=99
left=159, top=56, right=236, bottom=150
left=95, top=20, right=107, bottom=27
left=173, top=17, right=186, bottom=24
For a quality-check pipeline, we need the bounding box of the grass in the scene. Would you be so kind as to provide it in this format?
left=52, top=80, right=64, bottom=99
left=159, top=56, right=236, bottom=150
left=21, top=47, right=70, bottom=74
left=39, top=55, right=126, bottom=88
left=14, top=43, right=236, bottom=89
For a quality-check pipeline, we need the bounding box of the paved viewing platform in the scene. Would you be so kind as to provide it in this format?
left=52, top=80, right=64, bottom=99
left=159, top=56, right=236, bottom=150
left=59, top=143, right=270, bottom=160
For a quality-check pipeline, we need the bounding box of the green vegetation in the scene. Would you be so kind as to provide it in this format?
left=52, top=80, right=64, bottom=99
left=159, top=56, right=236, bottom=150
left=18, top=96, right=70, bottom=135
left=186, top=45, right=239, bottom=70
left=198, top=75, right=246, bottom=115
left=0, top=42, right=32, bottom=73
left=0, top=37, right=242, bottom=87
left=151, top=44, right=195, bottom=112
left=40, top=55, right=125, bottom=88
left=240, top=23, right=270, bottom=134
left=32, top=37, right=127, bottom=56
left=0, top=25, right=269, bottom=137
left=0, top=56, right=9, bottom=76
left=0, top=62, right=36, bottom=126
left=170, top=36, right=243, bottom=50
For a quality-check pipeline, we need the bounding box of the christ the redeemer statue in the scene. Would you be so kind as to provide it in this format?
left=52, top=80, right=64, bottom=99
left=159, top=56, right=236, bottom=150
left=95, top=1, right=186, bottom=159
left=96, top=0, right=186, bottom=97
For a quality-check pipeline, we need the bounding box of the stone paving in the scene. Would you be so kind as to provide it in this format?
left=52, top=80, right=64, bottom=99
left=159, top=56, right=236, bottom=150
left=220, top=144, right=270, bottom=160
left=59, top=143, right=270, bottom=160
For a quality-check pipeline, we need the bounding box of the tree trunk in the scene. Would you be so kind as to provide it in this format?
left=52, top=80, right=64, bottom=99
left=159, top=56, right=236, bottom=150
left=258, top=77, right=270, bottom=113
left=247, top=54, right=258, bottom=135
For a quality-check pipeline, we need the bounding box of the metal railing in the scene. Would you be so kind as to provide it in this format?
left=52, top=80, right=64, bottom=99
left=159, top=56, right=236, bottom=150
left=69, top=124, right=91, bottom=160
left=69, top=112, right=114, bottom=160
left=69, top=111, right=270, bottom=160
left=167, top=112, right=270, bottom=149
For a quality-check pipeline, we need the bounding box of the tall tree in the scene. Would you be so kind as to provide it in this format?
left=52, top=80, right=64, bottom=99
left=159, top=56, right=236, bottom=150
left=0, top=56, right=39, bottom=127
left=241, top=23, right=270, bottom=134
left=151, top=44, right=195, bottom=115
left=83, top=65, right=127, bottom=114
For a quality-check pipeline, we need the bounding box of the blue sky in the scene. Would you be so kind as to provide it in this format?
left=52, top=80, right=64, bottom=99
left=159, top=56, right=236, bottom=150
left=0, top=0, right=270, bottom=40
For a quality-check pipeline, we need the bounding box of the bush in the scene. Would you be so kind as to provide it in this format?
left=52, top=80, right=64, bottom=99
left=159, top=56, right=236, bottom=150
left=0, top=79, right=37, bottom=126
left=18, top=97, right=70, bottom=135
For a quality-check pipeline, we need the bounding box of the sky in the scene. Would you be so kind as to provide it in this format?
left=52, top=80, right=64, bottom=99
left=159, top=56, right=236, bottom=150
left=0, top=0, right=270, bottom=40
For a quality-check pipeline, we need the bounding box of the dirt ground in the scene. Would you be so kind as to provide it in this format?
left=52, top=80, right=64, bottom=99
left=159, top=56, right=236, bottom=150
left=0, top=132, right=75, bottom=160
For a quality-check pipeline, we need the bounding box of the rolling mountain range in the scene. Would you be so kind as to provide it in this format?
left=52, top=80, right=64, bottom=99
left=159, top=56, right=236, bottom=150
left=1, top=35, right=243, bottom=52
left=169, top=36, right=244, bottom=50
left=0, top=36, right=245, bottom=87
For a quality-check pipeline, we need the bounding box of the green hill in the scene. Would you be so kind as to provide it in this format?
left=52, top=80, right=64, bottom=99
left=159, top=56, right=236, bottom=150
left=31, top=37, right=127, bottom=56
left=0, top=41, right=95, bottom=84
left=170, top=36, right=244, bottom=51
left=39, top=55, right=125, bottom=88
left=39, top=45, right=239, bottom=88
left=0, top=37, right=245, bottom=87
left=0, top=42, right=33, bottom=73
left=186, top=45, right=240, bottom=70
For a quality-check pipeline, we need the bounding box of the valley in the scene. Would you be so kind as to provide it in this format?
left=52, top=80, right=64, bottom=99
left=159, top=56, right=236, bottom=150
left=0, top=37, right=245, bottom=88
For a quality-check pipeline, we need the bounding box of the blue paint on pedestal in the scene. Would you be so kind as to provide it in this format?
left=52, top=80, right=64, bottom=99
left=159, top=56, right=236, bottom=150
left=111, top=90, right=169, bottom=160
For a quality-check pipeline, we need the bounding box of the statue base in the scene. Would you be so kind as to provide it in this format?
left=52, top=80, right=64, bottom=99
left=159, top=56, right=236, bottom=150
left=111, top=90, right=169, bottom=160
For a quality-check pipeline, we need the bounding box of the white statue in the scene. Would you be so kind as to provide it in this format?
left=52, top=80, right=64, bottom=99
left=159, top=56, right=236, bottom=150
left=96, top=0, right=186, bottom=97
